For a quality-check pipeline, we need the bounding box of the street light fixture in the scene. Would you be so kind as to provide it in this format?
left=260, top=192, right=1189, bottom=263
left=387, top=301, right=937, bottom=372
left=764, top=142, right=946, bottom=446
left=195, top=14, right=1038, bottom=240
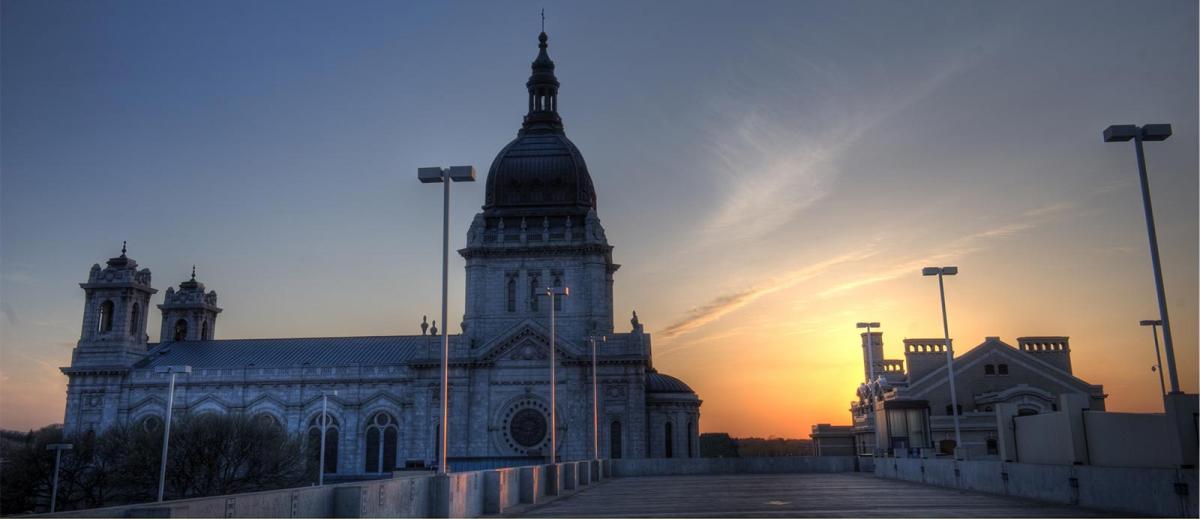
left=540, top=286, right=569, bottom=464
left=1104, top=124, right=1180, bottom=395
left=584, top=335, right=607, bottom=460
left=418, top=165, right=476, bottom=475
left=922, top=266, right=962, bottom=455
left=1139, top=320, right=1167, bottom=402
left=318, top=390, right=338, bottom=486
left=46, top=443, right=73, bottom=513
left=154, top=364, right=191, bottom=502
left=856, top=322, right=880, bottom=383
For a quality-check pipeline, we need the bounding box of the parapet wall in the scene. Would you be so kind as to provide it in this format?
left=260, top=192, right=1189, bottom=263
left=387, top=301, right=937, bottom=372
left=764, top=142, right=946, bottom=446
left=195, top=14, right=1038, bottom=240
left=35, top=460, right=611, bottom=519
left=875, top=457, right=1198, bottom=517
left=611, top=456, right=857, bottom=477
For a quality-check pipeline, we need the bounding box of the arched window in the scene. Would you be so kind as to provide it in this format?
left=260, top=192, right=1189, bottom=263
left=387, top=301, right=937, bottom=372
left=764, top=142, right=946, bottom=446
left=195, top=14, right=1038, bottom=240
left=997, top=364, right=1009, bottom=375
left=129, top=303, right=140, bottom=336
left=984, top=364, right=995, bottom=375
left=529, top=274, right=540, bottom=312
left=687, top=421, right=695, bottom=458
left=201, top=320, right=209, bottom=340
left=506, top=276, right=517, bottom=313
left=364, top=412, right=399, bottom=473
left=254, top=413, right=282, bottom=432
left=664, top=421, right=673, bottom=458
left=552, top=275, right=563, bottom=311
left=139, top=415, right=163, bottom=434
left=610, top=421, right=622, bottom=459
left=307, top=414, right=339, bottom=475
left=98, top=300, right=114, bottom=333
left=173, top=319, right=188, bottom=341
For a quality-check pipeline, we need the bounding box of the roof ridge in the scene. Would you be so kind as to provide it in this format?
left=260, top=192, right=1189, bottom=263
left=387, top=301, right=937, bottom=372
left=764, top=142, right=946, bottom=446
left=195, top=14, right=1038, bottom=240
left=149, top=334, right=432, bottom=345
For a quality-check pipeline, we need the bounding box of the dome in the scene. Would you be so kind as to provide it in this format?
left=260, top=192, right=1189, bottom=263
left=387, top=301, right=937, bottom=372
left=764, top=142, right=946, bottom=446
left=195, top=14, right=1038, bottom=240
left=484, top=133, right=595, bottom=211
left=483, top=31, right=597, bottom=214
left=646, top=371, right=695, bottom=394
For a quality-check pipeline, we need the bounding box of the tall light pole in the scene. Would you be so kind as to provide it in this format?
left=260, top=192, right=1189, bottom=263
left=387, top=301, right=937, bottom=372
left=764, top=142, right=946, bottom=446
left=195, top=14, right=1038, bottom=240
left=154, top=365, right=191, bottom=502
left=1140, top=320, right=1167, bottom=401
left=318, top=389, right=338, bottom=486
left=856, top=322, right=880, bottom=383
left=46, top=443, right=73, bottom=513
left=585, top=335, right=606, bottom=460
left=540, top=286, right=569, bottom=464
left=418, top=165, right=476, bottom=475
left=922, top=266, right=962, bottom=453
left=1104, top=124, right=1180, bottom=394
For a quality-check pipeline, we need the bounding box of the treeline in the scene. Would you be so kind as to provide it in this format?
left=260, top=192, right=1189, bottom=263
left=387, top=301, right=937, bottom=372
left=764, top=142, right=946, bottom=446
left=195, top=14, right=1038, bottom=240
left=0, top=414, right=310, bottom=515
left=699, top=433, right=814, bottom=458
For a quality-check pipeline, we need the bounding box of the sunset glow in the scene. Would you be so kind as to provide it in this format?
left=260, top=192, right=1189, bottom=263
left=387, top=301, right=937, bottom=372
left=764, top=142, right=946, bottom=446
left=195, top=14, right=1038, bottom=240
left=2, top=0, right=1196, bottom=439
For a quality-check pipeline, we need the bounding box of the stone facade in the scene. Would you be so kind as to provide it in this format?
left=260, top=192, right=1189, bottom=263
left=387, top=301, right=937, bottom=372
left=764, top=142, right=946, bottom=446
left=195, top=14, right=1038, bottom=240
left=813, top=332, right=1105, bottom=458
left=59, top=30, right=701, bottom=478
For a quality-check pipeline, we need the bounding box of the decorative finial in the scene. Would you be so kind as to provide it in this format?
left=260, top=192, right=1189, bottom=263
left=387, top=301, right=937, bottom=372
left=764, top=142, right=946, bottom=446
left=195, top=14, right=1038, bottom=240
left=121, top=241, right=127, bottom=256
left=541, top=8, right=545, bottom=33
left=191, top=265, right=196, bottom=280
left=421, top=315, right=429, bottom=335
left=430, top=320, right=439, bottom=336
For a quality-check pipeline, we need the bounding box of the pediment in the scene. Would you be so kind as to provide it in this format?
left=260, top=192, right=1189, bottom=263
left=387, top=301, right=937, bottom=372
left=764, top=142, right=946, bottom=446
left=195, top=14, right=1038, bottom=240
left=245, top=393, right=287, bottom=412
left=128, top=394, right=166, bottom=413
left=908, top=339, right=1102, bottom=398
left=476, top=320, right=583, bottom=363
left=360, top=391, right=409, bottom=410
left=189, top=393, right=233, bottom=412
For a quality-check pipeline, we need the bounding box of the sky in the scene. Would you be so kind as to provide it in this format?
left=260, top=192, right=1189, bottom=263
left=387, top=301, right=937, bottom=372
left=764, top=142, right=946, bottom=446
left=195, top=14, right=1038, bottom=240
left=1, top=0, right=1196, bottom=438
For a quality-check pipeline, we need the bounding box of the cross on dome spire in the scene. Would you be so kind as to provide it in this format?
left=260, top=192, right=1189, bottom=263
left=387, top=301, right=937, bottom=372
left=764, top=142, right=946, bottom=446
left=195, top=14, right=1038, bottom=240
left=121, top=241, right=127, bottom=256
left=191, top=265, right=196, bottom=280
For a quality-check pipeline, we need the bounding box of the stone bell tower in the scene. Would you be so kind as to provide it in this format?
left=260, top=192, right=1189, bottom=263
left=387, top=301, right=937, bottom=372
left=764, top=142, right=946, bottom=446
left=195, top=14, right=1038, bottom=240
left=69, top=242, right=157, bottom=367
left=159, top=266, right=222, bottom=342
left=62, top=243, right=156, bottom=436
left=460, top=30, right=618, bottom=347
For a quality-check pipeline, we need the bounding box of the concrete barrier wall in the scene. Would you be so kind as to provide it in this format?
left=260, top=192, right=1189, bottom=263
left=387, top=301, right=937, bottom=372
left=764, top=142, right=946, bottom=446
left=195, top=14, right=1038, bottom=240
left=38, top=457, right=855, bottom=518
left=611, top=456, right=856, bottom=477
left=1083, top=412, right=1176, bottom=468
left=876, top=457, right=1198, bottom=517
left=484, top=468, right=521, bottom=514
left=1014, top=413, right=1074, bottom=465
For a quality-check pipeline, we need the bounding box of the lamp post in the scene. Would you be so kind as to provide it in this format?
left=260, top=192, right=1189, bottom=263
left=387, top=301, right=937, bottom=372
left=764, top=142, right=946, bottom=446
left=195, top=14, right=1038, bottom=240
left=418, top=165, right=476, bottom=475
left=319, top=390, right=338, bottom=486
left=584, top=335, right=606, bottom=460
left=540, top=286, right=569, bottom=464
left=154, top=365, right=191, bottom=502
left=46, top=443, right=73, bottom=513
left=1140, top=319, right=1167, bottom=401
left=1104, top=124, right=1179, bottom=394
left=922, top=266, right=962, bottom=453
left=856, top=322, right=880, bottom=383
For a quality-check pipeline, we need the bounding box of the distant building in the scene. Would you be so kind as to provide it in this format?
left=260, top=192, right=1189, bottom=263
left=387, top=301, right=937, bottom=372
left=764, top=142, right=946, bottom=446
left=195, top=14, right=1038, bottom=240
left=58, top=30, right=701, bottom=477
left=813, top=333, right=1106, bottom=458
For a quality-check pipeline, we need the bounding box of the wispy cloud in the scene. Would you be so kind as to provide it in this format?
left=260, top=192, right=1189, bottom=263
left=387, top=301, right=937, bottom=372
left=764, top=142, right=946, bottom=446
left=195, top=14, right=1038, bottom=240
left=659, top=199, right=1080, bottom=345
left=700, top=47, right=977, bottom=245
left=658, top=248, right=878, bottom=340
left=817, top=203, right=1075, bottom=298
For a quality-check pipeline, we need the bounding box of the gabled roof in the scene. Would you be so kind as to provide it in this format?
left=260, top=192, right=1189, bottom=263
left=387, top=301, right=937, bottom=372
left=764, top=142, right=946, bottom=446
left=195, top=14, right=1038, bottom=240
left=905, top=337, right=1103, bottom=398
left=135, top=335, right=447, bottom=369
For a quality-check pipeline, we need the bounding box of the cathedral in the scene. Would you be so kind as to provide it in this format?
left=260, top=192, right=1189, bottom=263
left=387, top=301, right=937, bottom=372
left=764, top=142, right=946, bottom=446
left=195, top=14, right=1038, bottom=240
left=59, top=31, right=702, bottom=476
